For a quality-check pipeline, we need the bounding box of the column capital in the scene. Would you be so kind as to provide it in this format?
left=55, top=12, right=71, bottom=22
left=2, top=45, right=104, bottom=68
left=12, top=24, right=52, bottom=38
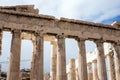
left=12, top=29, right=21, bottom=33
left=94, top=40, right=104, bottom=44
left=113, top=41, right=120, bottom=46
left=92, top=59, right=97, bottom=63
left=69, top=58, right=75, bottom=62
left=12, top=30, right=21, bottom=38
left=117, top=41, right=120, bottom=45
left=75, top=37, right=86, bottom=42
left=94, top=40, right=104, bottom=49
left=34, top=31, right=44, bottom=37
left=51, top=41, right=57, bottom=46
left=87, top=62, right=92, bottom=66
left=56, top=34, right=66, bottom=39
left=34, top=32, right=44, bottom=43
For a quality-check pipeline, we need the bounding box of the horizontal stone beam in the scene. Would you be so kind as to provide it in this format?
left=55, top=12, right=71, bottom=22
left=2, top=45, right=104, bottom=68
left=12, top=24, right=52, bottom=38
left=22, top=32, right=56, bottom=41
left=0, top=5, right=39, bottom=14
left=0, top=9, right=119, bottom=42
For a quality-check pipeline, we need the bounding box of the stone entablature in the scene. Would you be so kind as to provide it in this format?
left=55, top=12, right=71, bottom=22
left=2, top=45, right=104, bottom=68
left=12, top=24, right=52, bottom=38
left=112, top=21, right=120, bottom=29
left=0, top=5, right=120, bottom=43
left=0, top=5, right=39, bottom=14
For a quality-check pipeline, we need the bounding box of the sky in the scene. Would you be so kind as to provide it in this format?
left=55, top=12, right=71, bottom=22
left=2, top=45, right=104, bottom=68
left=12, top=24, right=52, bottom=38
left=0, top=0, right=120, bottom=72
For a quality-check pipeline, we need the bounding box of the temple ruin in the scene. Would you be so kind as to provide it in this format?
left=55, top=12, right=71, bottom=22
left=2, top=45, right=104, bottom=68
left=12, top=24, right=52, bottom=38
left=0, top=5, right=120, bottom=80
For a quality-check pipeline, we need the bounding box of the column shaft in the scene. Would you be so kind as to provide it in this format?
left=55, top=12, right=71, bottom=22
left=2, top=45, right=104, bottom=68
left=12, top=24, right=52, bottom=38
left=30, top=40, right=36, bottom=80
left=56, top=36, right=67, bottom=80
left=33, top=33, right=44, bottom=80
left=107, top=51, right=116, bottom=80
left=69, top=59, right=76, bottom=80
left=96, top=42, right=107, bottom=80
left=7, top=30, right=21, bottom=80
left=50, top=41, right=57, bottom=80
left=76, top=69, right=80, bottom=80
left=0, top=30, right=2, bottom=78
left=77, top=39, right=88, bottom=80
left=0, top=64, right=1, bottom=77
left=112, top=43, right=120, bottom=80
left=0, top=30, right=2, bottom=56
left=92, top=60, right=98, bottom=80
left=87, top=63, right=93, bottom=80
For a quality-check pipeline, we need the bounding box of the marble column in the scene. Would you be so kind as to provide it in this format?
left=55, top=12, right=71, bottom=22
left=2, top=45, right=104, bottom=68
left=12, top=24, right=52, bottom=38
left=0, top=30, right=2, bottom=56
left=19, top=72, right=22, bottom=80
left=7, top=30, right=21, bottom=80
left=69, top=59, right=76, bottom=80
left=56, top=35, right=67, bottom=80
left=77, top=38, right=88, bottom=80
left=30, top=40, right=36, bottom=80
left=0, top=64, right=1, bottom=77
left=92, top=60, right=98, bottom=80
left=32, top=33, right=44, bottom=80
left=76, top=69, right=80, bottom=80
left=106, top=51, right=116, bottom=80
left=95, top=41, right=107, bottom=80
left=0, top=30, right=2, bottom=78
left=112, top=43, right=120, bottom=80
left=50, top=41, right=57, bottom=80
left=87, top=62, right=93, bottom=80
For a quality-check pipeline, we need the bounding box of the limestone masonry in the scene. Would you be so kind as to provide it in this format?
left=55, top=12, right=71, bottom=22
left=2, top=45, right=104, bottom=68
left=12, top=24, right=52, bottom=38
left=0, top=5, right=120, bottom=80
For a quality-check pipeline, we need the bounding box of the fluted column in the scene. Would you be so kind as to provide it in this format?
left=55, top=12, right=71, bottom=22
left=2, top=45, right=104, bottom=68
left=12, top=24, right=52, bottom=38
left=69, top=59, right=76, bottom=80
left=0, top=30, right=2, bottom=56
left=19, top=72, right=22, bottom=80
left=0, top=64, right=1, bottom=77
left=50, top=41, right=57, bottom=80
left=95, top=41, right=107, bottom=80
left=106, top=51, right=116, bottom=80
left=77, top=38, right=88, bottom=80
left=56, top=35, right=67, bottom=80
left=7, top=30, right=21, bottom=80
left=76, top=69, right=80, bottom=80
left=92, top=60, right=98, bottom=80
left=112, top=42, right=120, bottom=80
left=0, top=30, right=2, bottom=77
left=87, top=62, right=93, bottom=80
left=32, top=33, right=44, bottom=80
left=30, top=40, right=36, bottom=80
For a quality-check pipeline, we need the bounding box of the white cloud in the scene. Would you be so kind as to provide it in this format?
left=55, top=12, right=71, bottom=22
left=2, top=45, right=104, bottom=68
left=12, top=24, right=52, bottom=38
left=0, top=0, right=120, bottom=23
left=93, top=8, right=120, bottom=22
left=57, top=0, right=120, bottom=23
